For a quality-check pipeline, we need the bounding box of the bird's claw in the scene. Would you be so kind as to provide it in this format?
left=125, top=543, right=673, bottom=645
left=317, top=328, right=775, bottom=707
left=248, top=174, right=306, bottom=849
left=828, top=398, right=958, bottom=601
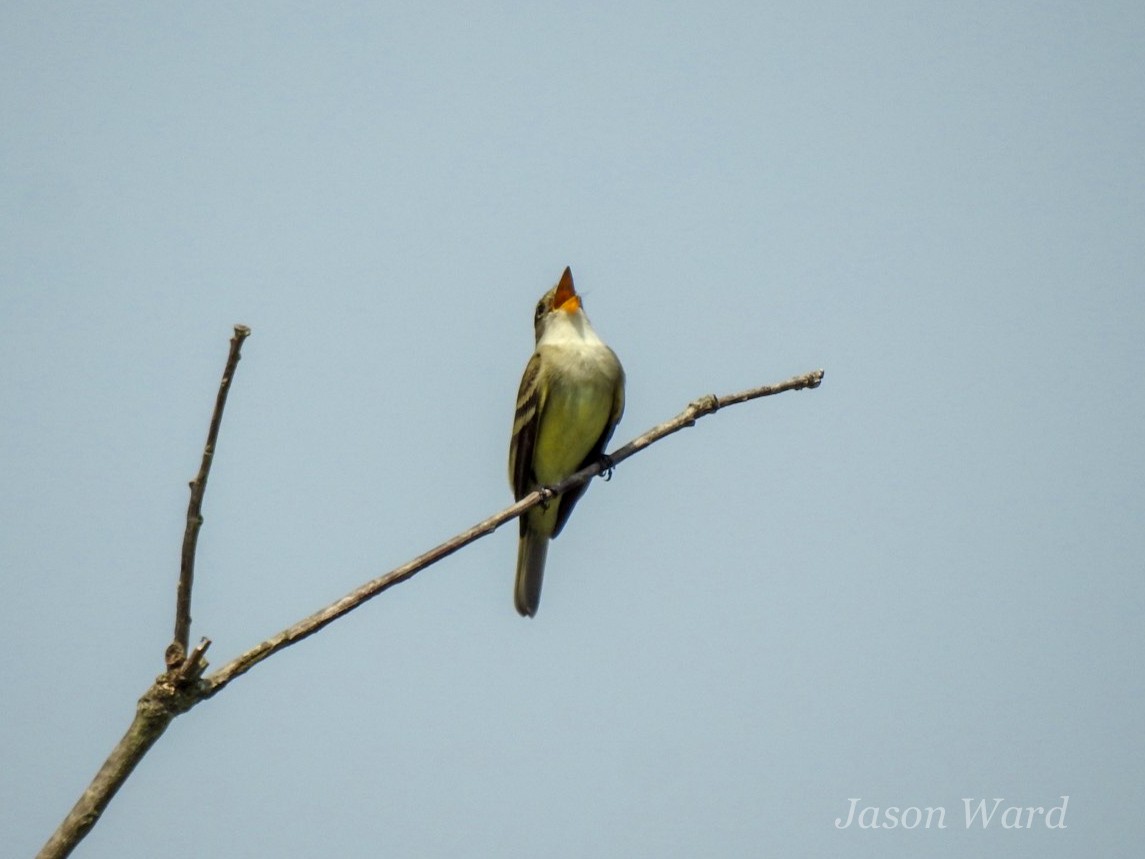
left=600, top=454, right=615, bottom=481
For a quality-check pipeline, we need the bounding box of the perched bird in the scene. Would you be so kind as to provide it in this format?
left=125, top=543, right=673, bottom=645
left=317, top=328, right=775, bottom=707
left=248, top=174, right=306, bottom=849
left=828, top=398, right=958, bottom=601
left=508, top=267, right=625, bottom=617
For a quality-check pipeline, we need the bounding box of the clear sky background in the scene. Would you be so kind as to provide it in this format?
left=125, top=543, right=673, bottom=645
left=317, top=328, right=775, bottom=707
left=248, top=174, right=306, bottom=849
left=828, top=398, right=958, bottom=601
left=3, top=3, right=1142, bottom=857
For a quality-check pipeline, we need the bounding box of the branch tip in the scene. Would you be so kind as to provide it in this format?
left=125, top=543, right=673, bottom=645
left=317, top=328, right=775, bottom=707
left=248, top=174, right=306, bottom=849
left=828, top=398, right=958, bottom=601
left=173, top=329, right=251, bottom=656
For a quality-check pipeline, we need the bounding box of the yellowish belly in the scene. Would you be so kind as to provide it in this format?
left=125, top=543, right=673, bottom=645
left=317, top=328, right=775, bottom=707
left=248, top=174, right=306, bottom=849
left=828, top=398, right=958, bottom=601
left=532, top=378, right=613, bottom=485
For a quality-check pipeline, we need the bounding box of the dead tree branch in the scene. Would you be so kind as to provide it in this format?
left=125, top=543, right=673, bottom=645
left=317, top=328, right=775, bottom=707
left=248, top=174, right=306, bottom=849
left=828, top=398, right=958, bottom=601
left=169, top=324, right=250, bottom=670
left=40, top=325, right=251, bottom=859
left=37, top=323, right=823, bottom=859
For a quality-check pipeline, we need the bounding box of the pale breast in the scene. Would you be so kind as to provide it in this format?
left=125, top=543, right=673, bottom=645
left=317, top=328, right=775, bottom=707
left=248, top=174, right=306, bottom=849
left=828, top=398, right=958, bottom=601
left=532, top=344, right=620, bottom=484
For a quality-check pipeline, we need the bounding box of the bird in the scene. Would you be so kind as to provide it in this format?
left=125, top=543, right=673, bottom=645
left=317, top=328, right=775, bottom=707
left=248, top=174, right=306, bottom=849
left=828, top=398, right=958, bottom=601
left=508, top=266, right=625, bottom=617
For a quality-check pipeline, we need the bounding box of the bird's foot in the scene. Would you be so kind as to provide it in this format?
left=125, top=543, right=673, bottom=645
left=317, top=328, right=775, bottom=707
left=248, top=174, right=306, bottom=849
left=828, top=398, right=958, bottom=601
left=600, top=454, right=616, bottom=481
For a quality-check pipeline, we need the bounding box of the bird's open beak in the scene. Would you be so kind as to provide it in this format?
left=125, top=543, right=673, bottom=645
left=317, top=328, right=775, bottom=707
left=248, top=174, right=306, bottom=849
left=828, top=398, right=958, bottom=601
left=553, top=266, right=581, bottom=313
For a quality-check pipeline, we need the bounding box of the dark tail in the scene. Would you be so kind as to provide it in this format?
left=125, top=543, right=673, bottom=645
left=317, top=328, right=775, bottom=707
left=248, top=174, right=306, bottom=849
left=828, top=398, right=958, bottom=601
left=514, top=529, right=548, bottom=617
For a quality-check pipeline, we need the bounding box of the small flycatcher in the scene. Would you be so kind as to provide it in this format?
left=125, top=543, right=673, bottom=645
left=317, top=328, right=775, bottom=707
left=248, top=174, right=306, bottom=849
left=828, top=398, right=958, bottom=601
left=508, top=267, right=625, bottom=617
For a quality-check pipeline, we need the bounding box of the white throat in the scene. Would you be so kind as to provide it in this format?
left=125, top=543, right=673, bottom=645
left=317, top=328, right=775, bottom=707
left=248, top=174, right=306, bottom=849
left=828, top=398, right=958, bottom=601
left=538, top=309, right=606, bottom=349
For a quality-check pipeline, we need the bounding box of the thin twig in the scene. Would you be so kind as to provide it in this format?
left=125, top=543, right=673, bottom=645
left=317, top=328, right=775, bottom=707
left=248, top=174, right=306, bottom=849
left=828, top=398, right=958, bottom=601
left=201, top=367, right=824, bottom=696
left=170, top=325, right=251, bottom=667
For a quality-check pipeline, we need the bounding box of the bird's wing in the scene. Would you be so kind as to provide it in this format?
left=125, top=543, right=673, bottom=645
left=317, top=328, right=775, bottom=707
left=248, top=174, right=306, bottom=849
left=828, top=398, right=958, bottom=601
left=509, top=352, right=544, bottom=527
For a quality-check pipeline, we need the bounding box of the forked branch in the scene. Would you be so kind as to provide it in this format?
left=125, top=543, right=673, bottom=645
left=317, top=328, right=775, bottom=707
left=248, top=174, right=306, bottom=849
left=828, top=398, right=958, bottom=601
left=37, top=323, right=823, bottom=859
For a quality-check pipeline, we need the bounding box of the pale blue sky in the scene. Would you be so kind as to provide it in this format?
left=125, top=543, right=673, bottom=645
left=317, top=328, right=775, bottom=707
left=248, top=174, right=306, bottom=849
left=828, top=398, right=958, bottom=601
left=3, top=3, right=1143, bottom=857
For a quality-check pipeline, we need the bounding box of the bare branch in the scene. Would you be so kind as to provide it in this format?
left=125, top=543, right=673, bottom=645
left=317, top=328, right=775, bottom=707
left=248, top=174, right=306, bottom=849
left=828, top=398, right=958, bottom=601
left=170, top=325, right=251, bottom=666
left=38, top=357, right=823, bottom=858
left=201, top=367, right=825, bottom=696
left=40, top=328, right=249, bottom=859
